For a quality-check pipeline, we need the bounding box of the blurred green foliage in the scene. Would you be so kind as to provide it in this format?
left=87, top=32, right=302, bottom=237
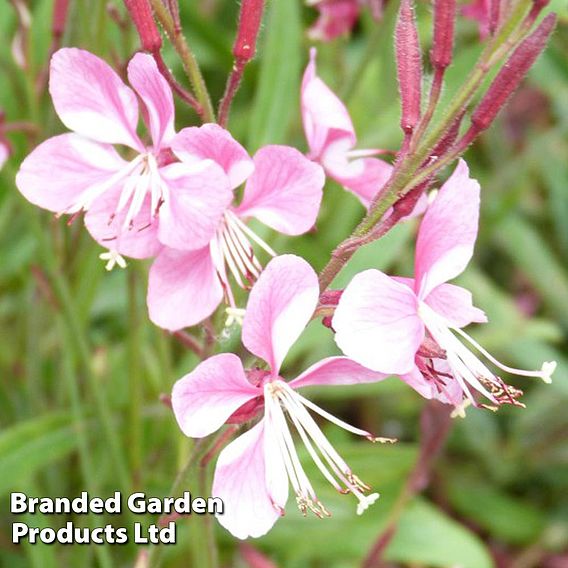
left=0, top=0, right=567, bottom=567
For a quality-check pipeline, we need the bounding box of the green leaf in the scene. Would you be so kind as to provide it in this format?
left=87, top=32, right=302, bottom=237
left=247, top=0, right=301, bottom=150
left=386, top=498, right=495, bottom=568
left=0, top=412, right=80, bottom=496
left=496, top=215, right=568, bottom=329
left=446, top=478, right=546, bottom=545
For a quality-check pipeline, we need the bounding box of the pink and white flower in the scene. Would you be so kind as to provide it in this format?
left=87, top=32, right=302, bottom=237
left=16, top=48, right=231, bottom=261
left=301, top=49, right=393, bottom=207
left=333, top=160, right=555, bottom=412
left=147, top=124, right=325, bottom=331
left=172, top=255, right=391, bottom=538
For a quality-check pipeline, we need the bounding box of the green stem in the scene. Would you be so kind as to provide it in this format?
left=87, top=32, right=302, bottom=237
left=318, top=0, right=536, bottom=291
left=146, top=438, right=208, bottom=568
left=24, top=208, right=131, bottom=492
left=128, top=269, right=143, bottom=485
left=150, top=0, right=215, bottom=122
left=60, top=326, right=115, bottom=568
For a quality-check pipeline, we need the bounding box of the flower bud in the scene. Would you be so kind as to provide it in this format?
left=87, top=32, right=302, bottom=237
left=52, top=0, right=70, bottom=39
left=123, top=0, right=162, bottom=53
left=396, top=0, right=422, bottom=134
left=431, top=0, right=456, bottom=70
left=471, top=13, right=556, bottom=132
left=233, top=0, right=265, bottom=63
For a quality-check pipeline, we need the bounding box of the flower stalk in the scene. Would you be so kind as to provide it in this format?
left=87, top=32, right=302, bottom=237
left=218, top=0, right=266, bottom=127
left=318, top=0, right=554, bottom=292
left=149, top=0, right=215, bottom=122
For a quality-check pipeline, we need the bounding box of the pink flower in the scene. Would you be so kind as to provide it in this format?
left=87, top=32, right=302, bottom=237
left=301, top=49, right=393, bottom=208
left=16, top=48, right=231, bottom=261
left=307, top=0, right=361, bottom=42
left=171, top=255, right=391, bottom=538
left=147, top=124, right=325, bottom=331
left=333, top=160, right=555, bottom=412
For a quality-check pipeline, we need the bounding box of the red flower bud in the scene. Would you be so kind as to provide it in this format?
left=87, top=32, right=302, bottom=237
left=396, top=0, right=422, bottom=134
left=233, top=0, right=265, bottom=63
left=52, top=0, right=70, bottom=39
left=123, top=0, right=162, bottom=53
left=471, top=13, right=556, bottom=133
left=489, top=0, right=500, bottom=36
left=431, top=0, right=456, bottom=70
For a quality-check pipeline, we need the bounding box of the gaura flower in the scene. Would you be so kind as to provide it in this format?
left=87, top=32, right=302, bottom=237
left=333, top=160, right=555, bottom=412
left=147, top=124, right=325, bottom=331
left=16, top=48, right=231, bottom=261
left=307, top=0, right=361, bottom=42
left=172, top=255, right=391, bottom=538
left=301, top=48, right=393, bottom=208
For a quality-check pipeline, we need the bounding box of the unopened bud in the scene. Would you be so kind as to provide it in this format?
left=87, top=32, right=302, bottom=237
left=233, top=0, right=265, bottom=63
left=471, top=13, right=556, bottom=132
left=52, top=0, right=70, bottom=39
left=396, top=0, right=422, bottom=134
left=123, top=0, right=162, bottom=53
left=431, top=0, right=456, bottom=70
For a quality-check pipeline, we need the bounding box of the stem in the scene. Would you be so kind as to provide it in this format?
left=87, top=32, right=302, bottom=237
left=362, top=401, right=453, bottom=568
left=128, top=269, right=143, bottom=486
left=218, top=60, right=246, bottom=128
left=145, top=426, right=235, bottom=568
left=317, top=0, right=535, bottom=291
left=171, top=330, right=204, bottom=358
left=409, top=67, right=445, bottom=147
left=24, top=208, right=131, bottom=491
left=153, top=51, right=204, bottom=117
left=150, top=0, right=215, bottom=122
left=60, top=329, right=115, bottom=568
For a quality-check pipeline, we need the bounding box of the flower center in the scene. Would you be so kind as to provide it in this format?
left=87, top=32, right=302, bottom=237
left=417, top=301, right=556, bottom=408
left=264, top=380, right=393, bottom=517
left=65, top=152, right=165, bottom=234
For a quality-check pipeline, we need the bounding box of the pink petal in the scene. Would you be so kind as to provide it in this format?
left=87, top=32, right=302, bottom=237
left=171, top=353, right=259, bottom=438
left=301, top=48, right=355, bottom=160
left=84, top=184, right=162, bottom=259
left=127, top=53, right=176, bottom=150
left=290, top=356, right=388, bottom=389
left=147, top=246, right=223, bottom=330
left=308, top=0, right=360, bottom=42
left=49, top=48, right=142, bottom=149
left=158, top=161, right=232, bottom=251
left=242, top=255, right=319, bottom=373
left=415, top=160, right=480, bottom=298
left=212, top=420, right=288, bottom=539
left=424, top=283, right=487, bottom=328
left=234, top=145, right=325, bottom=235
left=333, top=269, right=424, bottom=374
left=172, top=124, right=254, bottom=190
left=0, top=140, right=9, bottom=169
left=15, top=133, right=127, bottom=214
left=326, top=153, right=393, bottom=207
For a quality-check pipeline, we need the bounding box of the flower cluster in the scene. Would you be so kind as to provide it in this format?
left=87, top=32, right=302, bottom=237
left=15, top=36, right=555, bottom=542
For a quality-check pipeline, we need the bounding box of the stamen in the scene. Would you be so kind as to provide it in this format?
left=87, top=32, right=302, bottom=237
left=418, top=301, right=555, bottom=409
left=267, top=381, right=382, bottom=516
left=99, top=249, right=127, bottom=271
